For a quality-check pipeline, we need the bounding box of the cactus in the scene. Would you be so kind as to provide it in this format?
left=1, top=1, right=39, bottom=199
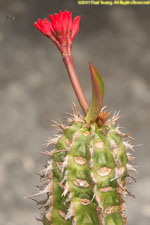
left=26, top=10, right=136, bottom=225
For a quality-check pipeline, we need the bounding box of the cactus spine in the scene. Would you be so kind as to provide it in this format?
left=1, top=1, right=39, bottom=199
left=26, top=10, right=137, bottom=225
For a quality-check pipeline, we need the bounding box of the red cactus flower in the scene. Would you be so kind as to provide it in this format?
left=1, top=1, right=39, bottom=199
left=34, top=10, right=81, bottom=54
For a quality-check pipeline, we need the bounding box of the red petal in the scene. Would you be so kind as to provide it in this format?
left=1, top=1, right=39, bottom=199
left=49, top=14, right=55, bottom=28
left=34, top=22, right=41, bottom=30
left=55, top=14, right=63, bottom=33
left=62, top=10, right=69, bottom=34
left=67, top=12, right=72, bottom=31
left=59, top=10, right=63, bottom=20
left=47, top=21, right=55, bottom=34
left=37, top=18, right=44, bottom=29
left=71, top=16, right=81, bottom=40
left=34, top=18, right=55, bottom=40
left=43, top=18, right=49, bottom=24
left=54, top=13, right=60, bottom=21
left=34, top=19, right=46, bottom=35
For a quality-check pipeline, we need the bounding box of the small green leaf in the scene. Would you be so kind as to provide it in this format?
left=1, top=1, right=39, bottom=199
left=90, top=63, right=104, bottom=97
left=85, top=63, right=104, bottom=123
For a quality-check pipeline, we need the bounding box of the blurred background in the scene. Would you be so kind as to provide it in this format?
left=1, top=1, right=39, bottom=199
left=0, top=0, right=150, bottom=225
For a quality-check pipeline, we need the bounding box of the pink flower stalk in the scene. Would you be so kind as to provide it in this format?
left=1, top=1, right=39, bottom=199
left=34, top=10, right=81, bottom=55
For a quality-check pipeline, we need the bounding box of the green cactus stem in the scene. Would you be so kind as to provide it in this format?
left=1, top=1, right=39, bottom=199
left=26, top=107, right=136, bottom=225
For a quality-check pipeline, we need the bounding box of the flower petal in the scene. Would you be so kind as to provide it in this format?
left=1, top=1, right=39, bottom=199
left=49, top=14, right=55, bottom=29
left=67, top=12, right=72, bottom=31
left=62, top=10, right=69, bottom=34
left=71, top=16, right=81, bottom=41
